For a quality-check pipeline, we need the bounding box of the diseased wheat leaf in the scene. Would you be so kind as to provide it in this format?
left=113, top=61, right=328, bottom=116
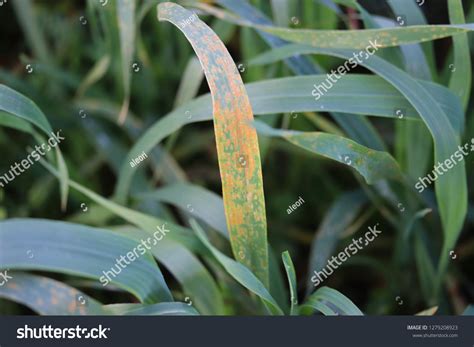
left=188, top=1, right=474, bottom=49
left=0, top=273, right=108, bottom=315
left=158, top=2, right=269, bottom=286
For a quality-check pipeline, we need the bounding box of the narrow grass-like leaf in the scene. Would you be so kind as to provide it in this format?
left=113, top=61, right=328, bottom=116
left=415, top=233, right=437, bottom=302
left=256, top=23, right=474, bottom=49
left=0, top=85, right=69, bottom=209
left=373, top=0, right=434, bottom=180
left=402, top=209, right=433, bottom=241
left=268, top=248, right=290, bottom=313
left=270, top=0, right=289, bottom=27
left=139, top=185, right=288, bottom=312
left=138, top=183, right=229, bottom=238
left=113, top=226, right=225, bottom=315
left=173, top=57, right=204, bottom=108
left=0, top=219, right=172, bottom=304
left=253, top=121, right=402, bottom=184
left=117, top=0, right=136, bottom=124
left=416, top=306, right=439, bottom=316
left=0, top=85, right=52, bottom=134
left=216, top=0, right=321, bottom=74
left=386, top=0, right=436, bottom=76
left=215, top=0, right=383, bottom=152
left=0, top=273, right=108, bottom=315
left=281, top=251, right=297, bottom=315
left=189, top=2, right=474, bottom=49
left=114, top=74, right=462, bottom=199
left=307, top=190, right=367, bottom=292
left=38, top=159, right=226, bottom=314
left=40, top=157, right=202, bottom=251
left=250, top=45, right=468, bottom=283
left=11, top=0, right=51, bottom=63
left=76, top=55, right=111, bottom=98
left=106, top=302, right=199, bottom=315
left=301, top=286, right=363, bottom=316
left=158, top=2, right=269, bottom=286
left=0, top=112, right=34, bottom=134
left=190, top=219, right=283, bottom=315
left=448, top=0, right=471, bottom=111
left=463, top=305, right=474, bottom=315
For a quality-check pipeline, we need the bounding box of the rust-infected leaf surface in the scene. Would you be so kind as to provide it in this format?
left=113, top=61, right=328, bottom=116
left=0, top=273, right=106, bottom=315
left=158, top=2, right=269, bottom=286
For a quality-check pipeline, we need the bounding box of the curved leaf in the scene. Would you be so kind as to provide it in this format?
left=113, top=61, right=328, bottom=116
left=301, top=287, right=363, bottom=316
left=188, top=1, right=474, bottom=49
left=448, top=0, right=471, bottom=111
left=138, top=183, right=228, bottom=238
left=114, top=74, right=462, bottom=199
left=0, top=85, right=69, bottom=209
left=190, top=219, right=283, bottom=315
left=0, top=273, right=108, bottom=315
left=0, top=219, right=172, bottom=304
left=113, top=226, right=225, bottom=315
left=463, top=305, right=474, bottom=315
left=307, top=190, right=367, bottom=292
left=281, top=251, right=297, bottom=315
left=253, top=121, right=402, bottom=184
left=158, top=2, right=269, bottom=286
left=250, top=44, right=468, bottom=283
left=38, top=159, right=225, bottom=314
left=106, top=302, right=199, bottom=315
left=215, top=0, right=383, bottom=152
